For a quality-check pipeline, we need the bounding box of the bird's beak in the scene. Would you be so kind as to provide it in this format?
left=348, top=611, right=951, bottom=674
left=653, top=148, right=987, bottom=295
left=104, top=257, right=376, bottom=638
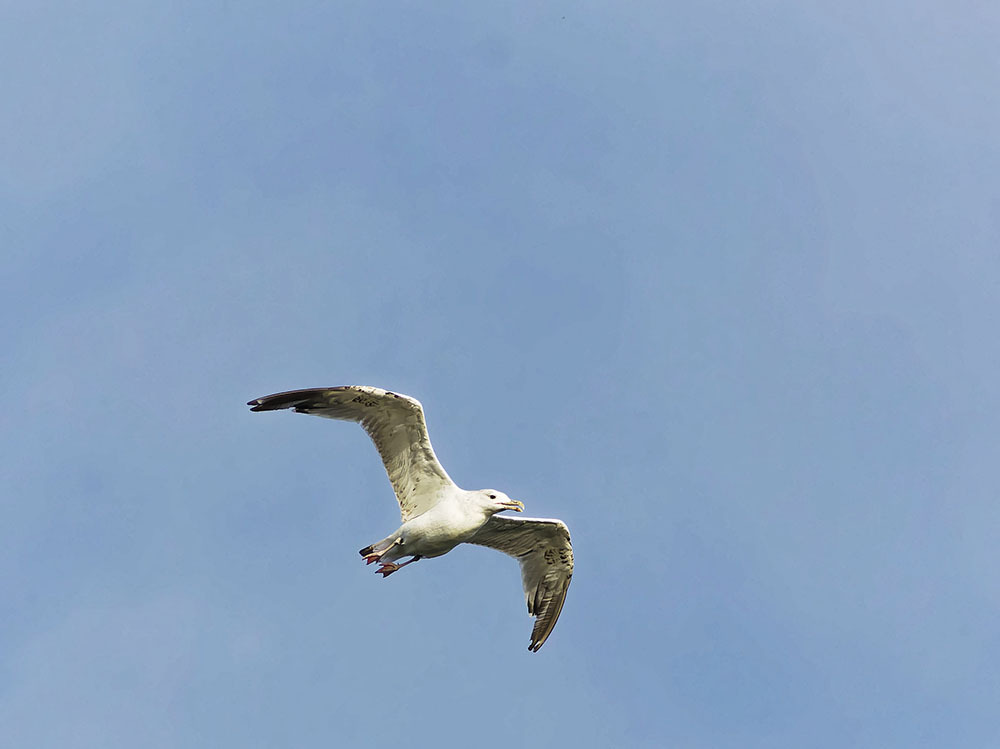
left=502, top=500, right=524, bottom=513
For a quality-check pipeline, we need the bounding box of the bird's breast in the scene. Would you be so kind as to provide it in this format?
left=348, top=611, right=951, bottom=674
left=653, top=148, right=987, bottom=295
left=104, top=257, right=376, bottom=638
left=400, top=502, right=488, bottom=558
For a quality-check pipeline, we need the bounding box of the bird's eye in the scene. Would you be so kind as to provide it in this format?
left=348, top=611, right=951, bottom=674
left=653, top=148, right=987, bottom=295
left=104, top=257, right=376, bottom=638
left=488, top=494, right=496, bottom=499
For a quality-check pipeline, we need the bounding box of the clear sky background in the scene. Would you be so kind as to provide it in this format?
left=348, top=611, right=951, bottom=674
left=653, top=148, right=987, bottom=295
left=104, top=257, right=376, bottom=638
left=3, top=2, right=998, bottom=747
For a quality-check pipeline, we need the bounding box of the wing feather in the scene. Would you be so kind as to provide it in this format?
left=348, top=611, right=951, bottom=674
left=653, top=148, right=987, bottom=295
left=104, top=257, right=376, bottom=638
left=248, top=386, right=454, bottom=521
left=468, top=515, right=573, bottom=652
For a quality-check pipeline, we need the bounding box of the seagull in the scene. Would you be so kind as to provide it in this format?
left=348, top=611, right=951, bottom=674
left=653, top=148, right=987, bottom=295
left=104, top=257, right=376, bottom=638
left=247, top=385, right=573, bottom=652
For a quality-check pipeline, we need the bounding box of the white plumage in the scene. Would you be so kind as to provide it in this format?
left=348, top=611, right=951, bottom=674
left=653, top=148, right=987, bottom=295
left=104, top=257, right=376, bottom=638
left=248, top=385, right=573, bottom=652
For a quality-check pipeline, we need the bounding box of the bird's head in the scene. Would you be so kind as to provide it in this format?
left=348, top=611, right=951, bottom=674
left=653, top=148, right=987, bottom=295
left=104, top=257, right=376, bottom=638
left=478, top=489, right=524, bottom=515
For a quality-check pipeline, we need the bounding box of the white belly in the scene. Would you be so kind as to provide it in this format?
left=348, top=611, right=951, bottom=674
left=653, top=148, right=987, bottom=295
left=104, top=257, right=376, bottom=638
left=399, top=501, right=488, bottom=558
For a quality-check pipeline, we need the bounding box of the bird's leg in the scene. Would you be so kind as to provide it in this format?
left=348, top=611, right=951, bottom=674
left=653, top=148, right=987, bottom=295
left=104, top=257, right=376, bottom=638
left=376, top=555, right=421, bottom=578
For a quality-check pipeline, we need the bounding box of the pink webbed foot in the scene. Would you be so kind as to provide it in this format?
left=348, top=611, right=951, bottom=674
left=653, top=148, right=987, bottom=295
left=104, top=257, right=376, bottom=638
left=364, top=553, right=382, bottom=565
left=376, top=563, right=400, bottom=577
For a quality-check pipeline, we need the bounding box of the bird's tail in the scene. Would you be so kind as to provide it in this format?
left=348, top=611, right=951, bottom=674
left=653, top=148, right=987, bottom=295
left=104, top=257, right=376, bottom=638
left=358, top=533, right=401, bottom=558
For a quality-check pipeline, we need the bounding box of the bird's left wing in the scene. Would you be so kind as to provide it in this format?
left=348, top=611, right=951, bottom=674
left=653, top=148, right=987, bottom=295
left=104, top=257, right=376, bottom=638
left=467, top=515, right=573, bottom=652
left=247, top=386, right=455, bottom=521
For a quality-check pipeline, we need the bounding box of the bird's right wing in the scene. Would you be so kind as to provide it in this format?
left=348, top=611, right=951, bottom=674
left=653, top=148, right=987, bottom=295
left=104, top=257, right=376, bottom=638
left=468, top=515, right=573, bottom=652
left=247, top=386, right=455, bottom=521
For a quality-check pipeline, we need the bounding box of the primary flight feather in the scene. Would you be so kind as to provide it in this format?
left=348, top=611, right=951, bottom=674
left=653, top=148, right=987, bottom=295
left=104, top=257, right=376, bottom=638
left=247, top=385, right=573, bottom=652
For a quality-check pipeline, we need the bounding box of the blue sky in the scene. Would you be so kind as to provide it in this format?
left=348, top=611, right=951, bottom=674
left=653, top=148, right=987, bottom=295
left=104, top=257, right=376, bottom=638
left=3, top=2, right=999, bottom=747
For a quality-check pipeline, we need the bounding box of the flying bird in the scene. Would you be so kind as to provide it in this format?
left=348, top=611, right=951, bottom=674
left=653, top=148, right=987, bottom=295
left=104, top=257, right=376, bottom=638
left=247, top=385, right=573, bottom=652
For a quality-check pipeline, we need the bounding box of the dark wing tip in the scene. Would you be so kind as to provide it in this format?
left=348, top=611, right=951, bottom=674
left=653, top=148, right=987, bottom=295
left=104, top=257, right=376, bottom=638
left=247, top=397, right=281, bottom=412
left=246, top=388, right=333, bottom=412
left=528, top=629, right=550, bottom=652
